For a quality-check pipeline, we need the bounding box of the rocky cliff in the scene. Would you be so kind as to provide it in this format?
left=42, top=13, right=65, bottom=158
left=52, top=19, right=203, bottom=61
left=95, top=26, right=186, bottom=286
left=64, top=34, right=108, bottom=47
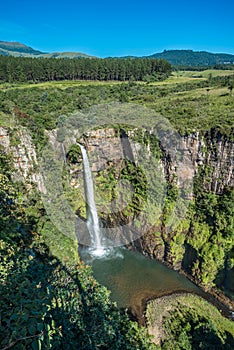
left=77, top=127, right=234, bottom=296
left=0, top=126, right=43, bottom=190
left=1, top=125, right=233, bottom=296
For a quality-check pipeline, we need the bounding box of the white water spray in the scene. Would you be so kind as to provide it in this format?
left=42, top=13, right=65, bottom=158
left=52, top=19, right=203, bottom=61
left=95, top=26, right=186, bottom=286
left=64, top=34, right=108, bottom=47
left=78, top=144, right=105, bottom=257
left=61, top=143, right=66, bottom=164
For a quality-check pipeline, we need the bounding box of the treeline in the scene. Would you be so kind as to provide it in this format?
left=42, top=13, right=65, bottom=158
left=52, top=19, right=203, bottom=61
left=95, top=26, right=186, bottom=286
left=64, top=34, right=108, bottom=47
left=0, top=55, right=171, bottom=82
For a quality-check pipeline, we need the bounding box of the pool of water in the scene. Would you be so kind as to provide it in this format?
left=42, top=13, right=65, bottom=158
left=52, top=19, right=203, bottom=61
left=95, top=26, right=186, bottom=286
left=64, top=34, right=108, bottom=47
left=80, top=247, right=200, bottom=317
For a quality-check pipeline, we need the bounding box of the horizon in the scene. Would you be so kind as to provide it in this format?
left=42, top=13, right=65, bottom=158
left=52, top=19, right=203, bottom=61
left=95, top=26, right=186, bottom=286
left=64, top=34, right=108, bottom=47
left=1, top=40, right=234, bottom=57
left=0, top=0, right=234, bottom=58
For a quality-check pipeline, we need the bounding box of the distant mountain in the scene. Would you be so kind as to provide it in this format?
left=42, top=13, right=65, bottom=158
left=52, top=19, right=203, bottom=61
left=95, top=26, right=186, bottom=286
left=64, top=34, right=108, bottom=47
left=40, top=52, right=95, bottom=59
left=0, top=41, right=44, bottom=56
left=1, top=42, right=234, bottom=65
left=147, top=49, right=234, bottom=66
left=0, top=41, right=95, bottom=58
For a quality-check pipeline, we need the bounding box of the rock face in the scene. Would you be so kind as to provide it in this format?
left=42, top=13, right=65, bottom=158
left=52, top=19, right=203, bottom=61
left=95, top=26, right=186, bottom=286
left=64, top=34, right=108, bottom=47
left=0, top=126, right=43, bottom=191
left=83, top=127, right=233, bottom=195
left=5, top=125, right=231, bottom=199
left=81, top=128, right=234, bottom=284
left=0, top=127, right=10, bottom=149
left=80, top=129, right=234, bottom=262
left=1, top=125, right=233, bottom=291
left=175, top=130, right=233, bottom=193
left=84, top=128, right=124, bottom=172
left=129, top=130, right=234, bottom=264
left=84, top=128, right=233, bottom=197
left=155, top=130, right=233, bottom=199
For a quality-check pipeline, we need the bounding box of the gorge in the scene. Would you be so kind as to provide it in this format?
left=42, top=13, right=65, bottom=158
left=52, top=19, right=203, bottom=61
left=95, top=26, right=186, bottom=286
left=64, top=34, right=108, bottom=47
left=72, top=125, right=234, bottom=321
left=1, top=120, right=233, bottom=313
left=1, top=75, right=234, bottom=349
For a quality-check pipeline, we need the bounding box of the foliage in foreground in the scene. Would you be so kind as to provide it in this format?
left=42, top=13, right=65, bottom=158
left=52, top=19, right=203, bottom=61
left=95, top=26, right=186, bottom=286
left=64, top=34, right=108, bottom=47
left=0, top=251, right=155, bottom=349
left=0, top=148, right=155, bottom=349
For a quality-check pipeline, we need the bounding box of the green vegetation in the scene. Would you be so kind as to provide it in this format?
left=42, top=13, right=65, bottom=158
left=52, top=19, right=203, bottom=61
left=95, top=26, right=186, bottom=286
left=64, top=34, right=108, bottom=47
left=94, top=159, right=149, bottom=221
left=0, top=146, right=156, bottom=349
left=0, top=66, right=233, bottom=348
left=0, top=69, right=233, bottom=142
left=146, top=294, right=234, bottom=349
left=187, top=171, right=234, bottom=288
left=149, top=49, right=234, bottom=66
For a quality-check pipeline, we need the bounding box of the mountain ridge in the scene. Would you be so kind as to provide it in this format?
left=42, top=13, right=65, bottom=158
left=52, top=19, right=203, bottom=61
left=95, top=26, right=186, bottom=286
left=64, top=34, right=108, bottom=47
left=147, top=49, right=234, bottom=66
left=0, top=41, right=94, bottom=58
left=1, top=41, right=234, bottom=65
left=0, top=40, right=44, bottom=56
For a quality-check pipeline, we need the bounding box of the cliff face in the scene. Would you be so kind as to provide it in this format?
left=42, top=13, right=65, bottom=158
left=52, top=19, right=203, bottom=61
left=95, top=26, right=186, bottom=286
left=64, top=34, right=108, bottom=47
left=6, top=125, right=231, bottom=199
left=84, top=128, right=233, bottom=195
left=84, top=128, right=124, bottom=172
left=178, top=130, right=233, bottom=193
left=0, top=126, right=43, bottom=190
left=133, top=129, right=234, bottom=260
left=1, top=125, right=233, bottom=294
left=80, top=127, right=234, bottom=294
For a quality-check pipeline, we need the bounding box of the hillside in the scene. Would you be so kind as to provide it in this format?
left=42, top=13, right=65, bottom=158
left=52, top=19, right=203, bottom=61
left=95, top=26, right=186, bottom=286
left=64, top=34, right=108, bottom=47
left=147, top=49, right=234, bottom=66
left=40, top=51, right=95, bottom=58
left=0, top=41, right=44, bottom=56
left=1, top=41, right=234, bottom=65
left=0, top=41, right=95, bottom=58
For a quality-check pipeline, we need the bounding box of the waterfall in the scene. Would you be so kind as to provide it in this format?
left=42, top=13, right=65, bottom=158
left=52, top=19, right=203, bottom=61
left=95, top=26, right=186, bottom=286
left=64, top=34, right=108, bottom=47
left=78, top=144, right=105, bottom=256
left=61, top=143, right=66, bottom=164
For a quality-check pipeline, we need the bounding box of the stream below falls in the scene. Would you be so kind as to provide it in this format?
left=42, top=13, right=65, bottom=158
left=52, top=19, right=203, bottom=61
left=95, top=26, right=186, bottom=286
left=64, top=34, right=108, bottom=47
left=80, top=247, right=200, bottom=320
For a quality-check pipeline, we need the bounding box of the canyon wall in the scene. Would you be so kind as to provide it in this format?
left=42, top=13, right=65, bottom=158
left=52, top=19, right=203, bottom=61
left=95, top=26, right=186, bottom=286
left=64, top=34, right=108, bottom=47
left=1, top=125, right=233, bottom=293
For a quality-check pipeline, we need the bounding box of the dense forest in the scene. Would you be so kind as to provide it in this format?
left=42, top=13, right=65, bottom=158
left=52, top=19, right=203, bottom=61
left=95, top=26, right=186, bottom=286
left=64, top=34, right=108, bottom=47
left=0, top=55, right=172, bottom=83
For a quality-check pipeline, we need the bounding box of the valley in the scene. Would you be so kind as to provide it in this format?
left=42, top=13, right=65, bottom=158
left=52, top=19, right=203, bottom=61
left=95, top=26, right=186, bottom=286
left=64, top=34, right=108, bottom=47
left=0, top=61, right=233, bottom=349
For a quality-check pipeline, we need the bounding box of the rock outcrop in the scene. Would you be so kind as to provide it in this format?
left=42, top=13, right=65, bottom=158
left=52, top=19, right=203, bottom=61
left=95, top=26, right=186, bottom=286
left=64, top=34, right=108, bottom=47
left=0, top=126, right=43, bottom=190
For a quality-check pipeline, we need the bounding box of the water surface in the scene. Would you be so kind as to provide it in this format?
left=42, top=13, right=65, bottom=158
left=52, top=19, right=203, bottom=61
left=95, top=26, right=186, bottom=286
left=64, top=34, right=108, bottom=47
left=80, top=247, right=199, bottom=318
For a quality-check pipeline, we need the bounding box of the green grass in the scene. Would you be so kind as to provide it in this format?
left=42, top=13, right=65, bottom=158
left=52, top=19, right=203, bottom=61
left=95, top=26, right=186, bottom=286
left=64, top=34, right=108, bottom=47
left=142, top=85, right=234, bottom=136
left=156, top=294, right=234, bottom=335
left=0, top=71, right=233, bottom=138
left=148, top=69, right=234, bottom=85
left=0, top=112, right=15, bottom=127
left=173, top=69, right=234, bottom=78
left=0, top=80, right=123, bottom=91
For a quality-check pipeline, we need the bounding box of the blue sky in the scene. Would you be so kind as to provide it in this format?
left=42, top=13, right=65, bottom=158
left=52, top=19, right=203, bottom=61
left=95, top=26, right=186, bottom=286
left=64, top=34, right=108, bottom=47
left=0, top=0, right=234, bottom=57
